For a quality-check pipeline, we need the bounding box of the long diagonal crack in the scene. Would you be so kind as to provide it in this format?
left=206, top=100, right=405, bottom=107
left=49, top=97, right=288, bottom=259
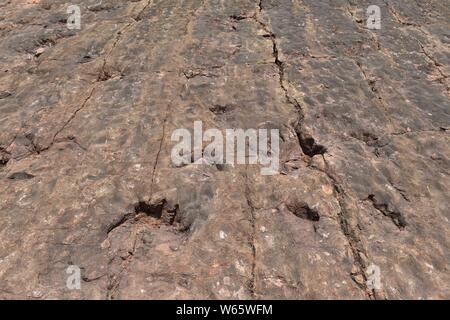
left=418, top=42, right=450, bottom=94
left=355, top=61, right=396, bottom=134
left=243, top=166, right=257, bottom=299
left=321, top=156, right=378, bottom=299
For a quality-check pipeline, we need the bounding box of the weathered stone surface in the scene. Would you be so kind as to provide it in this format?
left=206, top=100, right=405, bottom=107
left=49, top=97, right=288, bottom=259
left=0, top=0, right=448, bottom=299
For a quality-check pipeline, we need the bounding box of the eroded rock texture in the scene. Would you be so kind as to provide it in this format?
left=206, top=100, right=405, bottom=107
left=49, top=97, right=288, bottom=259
left=0, top=0, right=449, bottom=299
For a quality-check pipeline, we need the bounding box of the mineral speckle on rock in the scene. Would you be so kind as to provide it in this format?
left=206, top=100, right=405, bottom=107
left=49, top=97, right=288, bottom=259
left=0, top=0, right=449, bottom=300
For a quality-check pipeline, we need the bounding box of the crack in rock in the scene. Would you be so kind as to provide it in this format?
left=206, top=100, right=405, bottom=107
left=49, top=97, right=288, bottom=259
left=367, top=194, right=407, bottom=230
left=244, top=167, right=257, bottom=299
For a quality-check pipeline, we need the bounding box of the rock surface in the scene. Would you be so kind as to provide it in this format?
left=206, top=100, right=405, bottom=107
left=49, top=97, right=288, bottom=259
left=0, top=0, right=449, bottom=299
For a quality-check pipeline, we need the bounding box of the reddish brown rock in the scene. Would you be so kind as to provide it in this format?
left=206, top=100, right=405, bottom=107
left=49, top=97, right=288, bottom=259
left=0, top=0, right=448, bottom=299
